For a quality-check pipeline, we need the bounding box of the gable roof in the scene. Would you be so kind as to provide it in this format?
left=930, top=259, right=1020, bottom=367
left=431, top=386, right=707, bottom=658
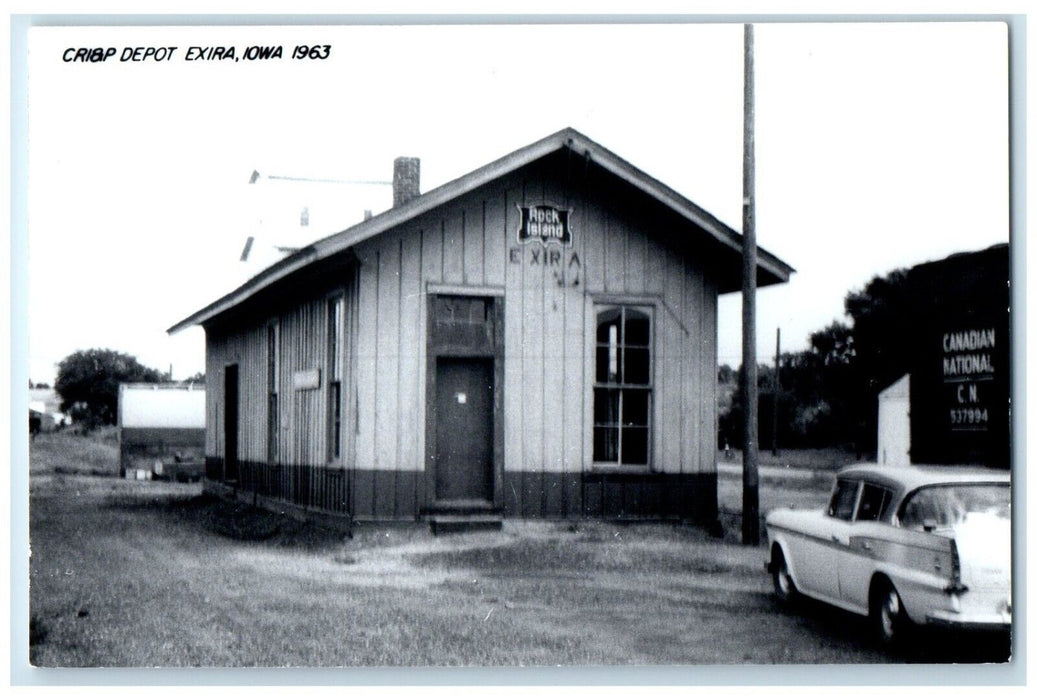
left=169, top=127, right=793, bottom=333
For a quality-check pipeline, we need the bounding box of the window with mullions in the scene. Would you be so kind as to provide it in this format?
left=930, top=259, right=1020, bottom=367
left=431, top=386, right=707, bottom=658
left=593, top=305, right=652, bottom=466
left=328, top=296, right=344, bottom=462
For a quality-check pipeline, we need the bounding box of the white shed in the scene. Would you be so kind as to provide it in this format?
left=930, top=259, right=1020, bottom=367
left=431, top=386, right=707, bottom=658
left=118, top=383, right=206, bottom=478
left=877, top=374, right=911, bottom=466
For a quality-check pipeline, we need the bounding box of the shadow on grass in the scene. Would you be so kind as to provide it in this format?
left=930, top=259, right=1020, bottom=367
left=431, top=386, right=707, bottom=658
left=411, top=532, right=753, bottom=578
left=104, top=491, right=348, bottom=549
left=53, top=465, right=118, bottom=478
left=775, top=595, right=1011, bottom=664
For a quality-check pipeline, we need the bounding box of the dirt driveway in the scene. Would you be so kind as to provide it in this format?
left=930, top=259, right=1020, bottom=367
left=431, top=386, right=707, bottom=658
left=27, top=471, right=1008, bottom=669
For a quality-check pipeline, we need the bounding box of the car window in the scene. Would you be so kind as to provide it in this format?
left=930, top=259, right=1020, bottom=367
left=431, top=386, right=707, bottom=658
left=828, top=479, right=859, bottom=520
left=899, top=483, right=1010, bottom=531
left=856, top=483, right=893, bottom=522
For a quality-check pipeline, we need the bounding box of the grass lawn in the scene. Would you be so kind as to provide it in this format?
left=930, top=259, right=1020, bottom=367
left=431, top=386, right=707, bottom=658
left=32, top=479, right=891, bottom=667
left=717, top=446, right=865, bottom=470
left=27, top=433, right=1004, bottom=667
left=29, top=427, right=121, bottom=476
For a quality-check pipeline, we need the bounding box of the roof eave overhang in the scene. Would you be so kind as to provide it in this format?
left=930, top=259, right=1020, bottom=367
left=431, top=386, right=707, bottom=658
left=168, top=127, right=793, bottom=334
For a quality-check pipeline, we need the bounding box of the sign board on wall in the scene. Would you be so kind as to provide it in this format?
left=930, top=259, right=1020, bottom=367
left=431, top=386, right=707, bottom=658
left=293, top=368, right=321, bottom=391
left=941, top=327, right=997, bottom=433
left=517, top=204, right=573, bottom=246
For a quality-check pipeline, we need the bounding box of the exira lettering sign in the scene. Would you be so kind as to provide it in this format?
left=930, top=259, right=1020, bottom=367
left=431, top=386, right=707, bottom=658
left=517, top=204, right=573, bottom=246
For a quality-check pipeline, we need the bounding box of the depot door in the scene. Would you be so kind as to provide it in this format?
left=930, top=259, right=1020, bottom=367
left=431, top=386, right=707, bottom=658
left=224, top=364, right=239, bottom=482
left=434, top=357, right=494, bottom=502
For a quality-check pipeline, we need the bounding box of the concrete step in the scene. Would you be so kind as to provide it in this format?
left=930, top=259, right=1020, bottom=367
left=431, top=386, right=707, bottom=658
left=427, top=513, right=503, bottom=535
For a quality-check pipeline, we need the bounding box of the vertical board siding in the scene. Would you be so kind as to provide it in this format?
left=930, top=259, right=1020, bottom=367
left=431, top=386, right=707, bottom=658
left=354, top=252, right=378, bottom=506
left=374, top=235, right=401, bottom=517
left=626, top=228, right=647, bottom=295
left=540, top=176, right=567, bottom=518
left=353, top=249, right=378, bottom=518
left=442, top=212, right=464, bottom=285
left=204, top=333, right=219, bottom=457
left=642, top=234, right=667, bottom=296
left=660, top=248, right=684, bottom=472
left=484, top=196, right=507, bottom=287
left=463, top=204, right=485, bottom=286
left=562, top=201, right=586, bottom=518
left=205, top=270, right=357, bottom=515
left=502, top=186, right=525, bottom=513
left=581, top=198, right=605, bottom=292
left=398, top=228, right=424, bottom=515
left=205, top=161, right=719, bottom=521
left=701, top=275, right=719, bottom=471
left=603, top=213, right=623, bottom=294
left=520, top=181, right=546, bottom=515
left=205, top=324, right=266, bottom=465
left=283, top=297, right=328, bottom=468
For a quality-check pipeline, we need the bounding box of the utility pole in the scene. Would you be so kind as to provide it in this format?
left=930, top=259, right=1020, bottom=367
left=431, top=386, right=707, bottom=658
left=773, top=327, right=781, bottom=456
left=741, top=23, right=760, bottom=546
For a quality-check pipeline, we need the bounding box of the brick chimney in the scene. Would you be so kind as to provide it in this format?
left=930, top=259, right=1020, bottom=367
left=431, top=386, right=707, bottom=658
left=392, top=157, right=420, bottom=207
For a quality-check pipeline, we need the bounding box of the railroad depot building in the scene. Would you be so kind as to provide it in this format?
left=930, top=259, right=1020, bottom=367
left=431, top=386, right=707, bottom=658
left=169, top=128, right=792, bottom=527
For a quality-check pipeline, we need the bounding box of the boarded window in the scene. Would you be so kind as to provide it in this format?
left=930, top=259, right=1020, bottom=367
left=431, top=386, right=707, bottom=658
left=593, top=305, right=652, bottom=467
left=430, top=295, right=495, bottom=351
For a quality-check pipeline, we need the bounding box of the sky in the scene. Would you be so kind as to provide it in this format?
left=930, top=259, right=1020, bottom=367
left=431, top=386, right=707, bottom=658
left=21, top=20, right=1009, bottom=385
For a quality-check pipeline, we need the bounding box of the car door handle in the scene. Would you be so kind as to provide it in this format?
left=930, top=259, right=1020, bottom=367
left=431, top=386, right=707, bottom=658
left=861, top=541, right=872, bottom=551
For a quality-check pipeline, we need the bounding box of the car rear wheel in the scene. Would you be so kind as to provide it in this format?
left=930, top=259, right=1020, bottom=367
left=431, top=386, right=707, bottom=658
left=772, top=548, right=798, bottom=605
left=872, top=581, right=911, bottom=649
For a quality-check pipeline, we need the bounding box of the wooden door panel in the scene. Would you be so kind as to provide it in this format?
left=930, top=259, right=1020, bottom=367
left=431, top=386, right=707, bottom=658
left=434, top=357, right=494, bottom=502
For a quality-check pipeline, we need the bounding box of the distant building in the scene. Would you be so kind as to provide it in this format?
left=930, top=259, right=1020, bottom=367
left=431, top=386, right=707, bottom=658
left=169, top=128, right=793, bottom=527
left=876, top=244, right=1009, bottom=469
left=28, top=388, right=67, bottom=432
left=118, top=383, right=205, bottom=478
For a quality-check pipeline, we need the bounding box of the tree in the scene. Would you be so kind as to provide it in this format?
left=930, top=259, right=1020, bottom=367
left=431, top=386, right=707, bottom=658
left=54, top=349, right=167, bottom=427
left=843, top=269, right=914, bottom=453
left=844, top=268, right=912, bottom=395
left=719, top=321, right=858, bottom=451
left=718, top=267, right=922, bottom=456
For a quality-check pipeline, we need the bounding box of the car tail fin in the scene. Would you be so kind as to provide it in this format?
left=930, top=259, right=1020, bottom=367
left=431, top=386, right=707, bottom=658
left=944, top=538, right=969, bottom=595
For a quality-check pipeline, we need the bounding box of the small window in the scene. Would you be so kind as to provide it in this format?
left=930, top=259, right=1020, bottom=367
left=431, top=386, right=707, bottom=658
left=430, top=295, right=495, bottom=349
left=328, top=296, right=344, bottom=462
left=267, top=323, right=279, bottom=462
left=434, top=296, right=488, bottom=326
left=828, top=479, right=859, bottom=521
left=856, top=483, right=893, bottom=522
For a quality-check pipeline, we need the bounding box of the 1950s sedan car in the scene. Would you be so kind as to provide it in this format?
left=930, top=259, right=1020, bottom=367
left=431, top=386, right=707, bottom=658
left=765, top=464, right=1011, bottom=647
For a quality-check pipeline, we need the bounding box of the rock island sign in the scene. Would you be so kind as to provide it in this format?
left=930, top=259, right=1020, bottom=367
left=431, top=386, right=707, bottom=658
left=517, top=204, right=573, bottom=246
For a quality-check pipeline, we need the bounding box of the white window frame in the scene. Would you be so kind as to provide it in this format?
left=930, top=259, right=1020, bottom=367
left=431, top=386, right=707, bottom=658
left=590, top=302, right=654, bottom=470
left=327, top=293, right=345, bottom=465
